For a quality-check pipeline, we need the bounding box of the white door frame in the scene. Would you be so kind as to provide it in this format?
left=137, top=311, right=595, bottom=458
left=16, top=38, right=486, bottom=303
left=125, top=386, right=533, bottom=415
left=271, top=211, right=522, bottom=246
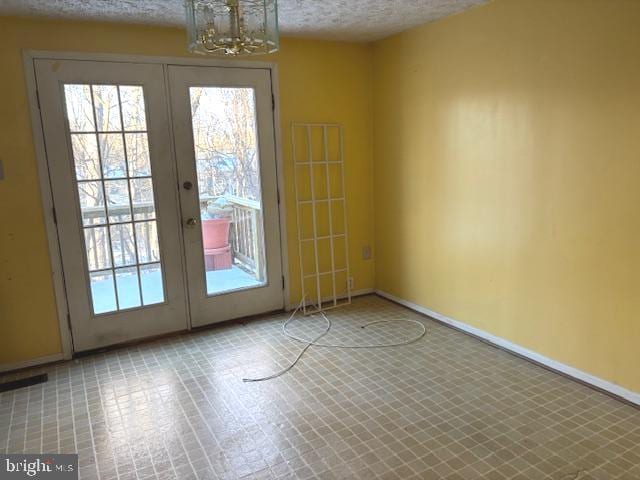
left=22, top=50, right=291, bottom=361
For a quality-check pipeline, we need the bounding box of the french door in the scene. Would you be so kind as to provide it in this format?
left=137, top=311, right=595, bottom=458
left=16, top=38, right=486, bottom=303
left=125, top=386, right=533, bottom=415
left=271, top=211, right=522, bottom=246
left=34, top=58, right=283, bottom=352
left=169, top=66, right=283, bottom=327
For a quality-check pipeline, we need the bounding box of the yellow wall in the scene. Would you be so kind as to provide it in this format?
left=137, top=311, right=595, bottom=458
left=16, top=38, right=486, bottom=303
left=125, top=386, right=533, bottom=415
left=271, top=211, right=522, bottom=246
left=373, top=0, right=640, bottom=393
left=4, top=0, right=640, bottom=395
left=0, top=17, right=374, bottom=364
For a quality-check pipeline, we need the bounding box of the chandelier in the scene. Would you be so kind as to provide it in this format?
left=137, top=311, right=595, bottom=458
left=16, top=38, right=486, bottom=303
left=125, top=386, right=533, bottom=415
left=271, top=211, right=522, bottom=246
left=185, top=0, right=279, bottom=56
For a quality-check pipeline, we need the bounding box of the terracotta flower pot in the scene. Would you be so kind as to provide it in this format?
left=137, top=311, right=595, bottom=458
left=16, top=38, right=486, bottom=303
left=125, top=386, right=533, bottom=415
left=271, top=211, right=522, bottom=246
left=202, top=218, right=232, bottom=270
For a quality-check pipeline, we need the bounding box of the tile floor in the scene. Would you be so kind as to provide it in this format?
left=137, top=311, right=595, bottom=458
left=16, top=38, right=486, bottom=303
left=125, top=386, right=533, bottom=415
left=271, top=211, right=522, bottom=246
left=1, top=296, right=639, bottom=480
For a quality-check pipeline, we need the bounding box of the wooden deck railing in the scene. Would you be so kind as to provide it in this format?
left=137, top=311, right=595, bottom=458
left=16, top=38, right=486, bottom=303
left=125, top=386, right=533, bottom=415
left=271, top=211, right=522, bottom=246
left=82, top=203, right=156, bottom=272
left=81, top=195, right=263, bottom=278
left=199, top=194, right=264, bottom=280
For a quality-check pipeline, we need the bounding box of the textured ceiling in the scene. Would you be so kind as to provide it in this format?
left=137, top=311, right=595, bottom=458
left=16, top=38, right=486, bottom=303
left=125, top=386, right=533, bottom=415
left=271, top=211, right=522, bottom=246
left=0, top=0, right=490, bottom=42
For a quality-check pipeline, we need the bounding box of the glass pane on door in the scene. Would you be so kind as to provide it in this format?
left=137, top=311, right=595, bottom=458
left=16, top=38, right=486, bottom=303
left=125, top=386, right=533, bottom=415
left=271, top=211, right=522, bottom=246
left=189, top=87, right=267, bottom=296
left=63, top=84, right=165, bottom=314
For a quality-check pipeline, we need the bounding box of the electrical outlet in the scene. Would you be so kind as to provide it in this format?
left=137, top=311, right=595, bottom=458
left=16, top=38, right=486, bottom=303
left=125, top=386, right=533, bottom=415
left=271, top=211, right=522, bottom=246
left=347, top=277, right=354, bottom=290
left=362, top=246, right=371, bottom=260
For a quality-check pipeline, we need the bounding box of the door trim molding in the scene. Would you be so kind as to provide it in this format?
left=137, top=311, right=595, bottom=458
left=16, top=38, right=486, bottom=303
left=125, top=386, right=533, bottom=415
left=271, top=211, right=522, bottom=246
left=269, top=65, right=291, bottom=309
left=23, top=50, right=280, bottom=70
left=22, top=50, right=291, bottom=358
left=23, top=52, right=74, bottom=360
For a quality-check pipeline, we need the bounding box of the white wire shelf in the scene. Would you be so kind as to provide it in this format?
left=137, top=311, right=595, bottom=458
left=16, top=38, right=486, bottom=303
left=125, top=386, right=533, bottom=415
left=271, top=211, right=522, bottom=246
left=298, top=198, right=344, bottom=205
left=292, top=122, right=351, bottom=315
left=300, top=234, right=345, bottom=242
left=303, top=268, right=348, bottom=279
left=294, top=161, right=343, bottom=165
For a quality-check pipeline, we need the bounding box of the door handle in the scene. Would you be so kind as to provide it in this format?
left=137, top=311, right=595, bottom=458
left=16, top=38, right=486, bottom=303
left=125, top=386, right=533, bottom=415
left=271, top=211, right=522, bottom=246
left=185, top=217, right=198, bottom=228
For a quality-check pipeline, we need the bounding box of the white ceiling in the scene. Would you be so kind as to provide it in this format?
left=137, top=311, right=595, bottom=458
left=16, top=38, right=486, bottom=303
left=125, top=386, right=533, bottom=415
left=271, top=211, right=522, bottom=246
left=0, top=0, right=490, bottom=42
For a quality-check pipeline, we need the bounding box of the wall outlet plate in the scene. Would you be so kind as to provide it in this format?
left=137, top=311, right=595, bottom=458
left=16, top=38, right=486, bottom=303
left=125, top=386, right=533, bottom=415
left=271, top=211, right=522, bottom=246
left=362, top=245, right=371, bottom=260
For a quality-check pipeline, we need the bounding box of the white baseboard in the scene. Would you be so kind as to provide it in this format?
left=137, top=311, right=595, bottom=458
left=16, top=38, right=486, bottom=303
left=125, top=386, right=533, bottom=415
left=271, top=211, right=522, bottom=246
left=376, top=289, right=640, bottom=407
left=0, top=353, right=64, bottom=374
left=287, top=288, right=375, bottom=311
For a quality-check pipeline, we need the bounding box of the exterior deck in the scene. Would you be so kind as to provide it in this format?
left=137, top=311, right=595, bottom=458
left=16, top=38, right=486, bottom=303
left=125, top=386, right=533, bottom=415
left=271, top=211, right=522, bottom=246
left=85, top=194, right=264, bottom=314
left=91, top=265, right=262, bottom=314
